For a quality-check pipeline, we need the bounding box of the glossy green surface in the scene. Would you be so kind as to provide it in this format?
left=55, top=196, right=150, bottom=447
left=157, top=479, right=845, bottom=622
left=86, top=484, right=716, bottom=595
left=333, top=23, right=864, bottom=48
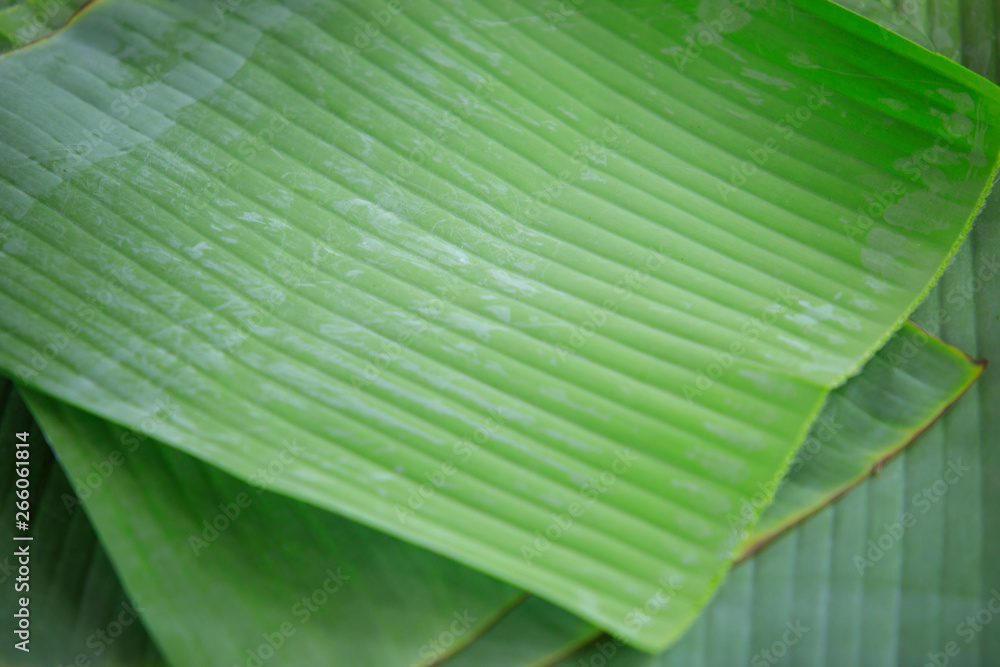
left=22, top=385, right=522, bottom=667
left=1, top=0, right=998, bottom=651
left=11, top=322, right=978, bottom=667
left=442, top=320, right=985, bottom=665
left=557, top=4, right=1000, bottom=662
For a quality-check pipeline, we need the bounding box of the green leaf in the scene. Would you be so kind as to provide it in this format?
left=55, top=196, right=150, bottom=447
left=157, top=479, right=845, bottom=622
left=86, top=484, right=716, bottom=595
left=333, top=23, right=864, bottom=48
left=15, top=320, right=980, bottom=667
left=438, top=596, right=596, bottom=667
left=22, top=385, right=524, bottom=667
left=736, top=321, right=984, bottom=557
left=0, top=0, right=88, bottom=52
left=2, top=0, right=999, bottom=651
left=443, top=321, right=986, bottom=665
left=818, top=0, right=936, bottom=50
left=0, top=382, right=165, bottom=667
left=557, top=3, right=1000, bottom=663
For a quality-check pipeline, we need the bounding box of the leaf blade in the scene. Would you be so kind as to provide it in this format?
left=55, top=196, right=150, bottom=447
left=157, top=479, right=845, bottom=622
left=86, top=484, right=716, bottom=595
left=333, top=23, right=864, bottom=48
left=2, top=0, right=999, bottom=650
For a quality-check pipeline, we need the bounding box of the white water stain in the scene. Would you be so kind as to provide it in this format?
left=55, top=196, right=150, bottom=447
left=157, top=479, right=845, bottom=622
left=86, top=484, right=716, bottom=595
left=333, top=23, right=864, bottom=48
left=786, top=51, right=821, bottom=69
left=866, top=227, right=924, bottom=264
left=484, top=304, right=512, bottom=323
left=878, top=97, right=908, bottom=112
left=708, top=77, right=763, bottom=105
left=864, top=274, right=894, bottom=296
left=740, top=68, right=794, bottom=91
left=883, top=191, right=955, bottom=233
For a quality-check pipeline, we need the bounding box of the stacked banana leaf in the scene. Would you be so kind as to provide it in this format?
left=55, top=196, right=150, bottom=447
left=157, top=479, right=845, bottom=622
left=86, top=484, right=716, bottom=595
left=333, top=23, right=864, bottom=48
left=1, top=0, right=999, bottom=665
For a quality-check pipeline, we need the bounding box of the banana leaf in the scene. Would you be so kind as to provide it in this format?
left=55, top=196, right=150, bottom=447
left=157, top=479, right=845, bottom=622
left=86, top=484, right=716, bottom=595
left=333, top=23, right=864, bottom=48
left=1, top=0, right=998, bottom=656
left=6, top=318, right=983, bottom=666
left=555, top=0, right=1000, bottom=662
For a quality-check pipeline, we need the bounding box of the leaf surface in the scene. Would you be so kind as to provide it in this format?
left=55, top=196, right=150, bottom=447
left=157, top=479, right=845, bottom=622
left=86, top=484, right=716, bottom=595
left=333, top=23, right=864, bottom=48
left=556, top=1, right=1000, bottom=662
left=0, top=0, right=88, bottom=53
left=0, top=382, right=164, bottom=667
left=1, top=0, right=998, bottom=649
left=14, top=324, right=978, bottom=667
left=21, top=384, right=523, bottom=667
left=442, top=321, right=986, bottom=665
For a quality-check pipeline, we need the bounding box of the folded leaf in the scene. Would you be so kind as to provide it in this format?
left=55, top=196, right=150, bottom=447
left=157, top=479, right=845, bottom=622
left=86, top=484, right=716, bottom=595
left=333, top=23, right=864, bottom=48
left=21, top=384, right=523, bottom=667
left=11, top=321, right=973, bottom=667
left=2, top=0, right=999, bottom=650
left=443, top=320, right=985, bottom=665
left=831, top=0, right=935, bottom=51
left=438, top=596, right=596, bottom=667
left=558, top=3, right=1000, bottom=660
left=0, top=0, right=87, bottom=53
left=0, top=383, right=164, bottom=667
left=20, top=320, right=982, bottom=667
left=736, top=321, right=984, bottom=557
